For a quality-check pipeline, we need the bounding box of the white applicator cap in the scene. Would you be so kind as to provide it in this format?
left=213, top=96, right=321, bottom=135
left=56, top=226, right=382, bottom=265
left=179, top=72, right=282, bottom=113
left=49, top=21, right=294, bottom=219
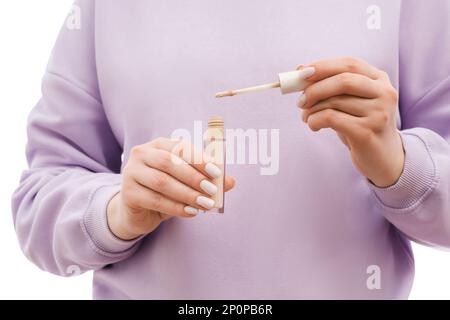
left=278, top=67, right=315, bottom=95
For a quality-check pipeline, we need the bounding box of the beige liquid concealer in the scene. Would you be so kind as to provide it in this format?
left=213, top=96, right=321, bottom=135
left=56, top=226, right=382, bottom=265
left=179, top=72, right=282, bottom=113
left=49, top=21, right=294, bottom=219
left=204, top=117, right=225, bottom=213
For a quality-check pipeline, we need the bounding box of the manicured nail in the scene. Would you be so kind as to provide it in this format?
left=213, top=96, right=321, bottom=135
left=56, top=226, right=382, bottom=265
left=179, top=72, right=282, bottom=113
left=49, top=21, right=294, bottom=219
left=205, top=162, right=222, bottom=179
left=200, top=180, right=218, bottom=196
left=184, top=206, right=199, bottom=215
left=299, top=66, right=315, bottom=79
left=297, top=91, right=307, bottom=108
left=196, top=196, right=215, bottom=209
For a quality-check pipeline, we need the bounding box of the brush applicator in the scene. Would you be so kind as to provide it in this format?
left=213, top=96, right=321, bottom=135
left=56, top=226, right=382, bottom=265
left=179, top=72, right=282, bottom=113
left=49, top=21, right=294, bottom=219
left=215, top=67, right=314, bottom=98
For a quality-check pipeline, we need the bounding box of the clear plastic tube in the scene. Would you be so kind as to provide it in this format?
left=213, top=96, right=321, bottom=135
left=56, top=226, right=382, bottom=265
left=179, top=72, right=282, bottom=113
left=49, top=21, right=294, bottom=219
left=204, top=117, right=225, bottom=214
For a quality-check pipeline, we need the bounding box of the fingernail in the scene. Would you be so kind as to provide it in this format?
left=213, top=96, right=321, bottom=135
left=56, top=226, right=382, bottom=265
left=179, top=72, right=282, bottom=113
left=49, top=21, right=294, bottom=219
left=297, top=91, right=307, bottom=108
left=299, top=66, right=315, bottom=79
left=196, top=196, right=215, bottom=209
left=200, top=180, right=218, bottom=195
left=205, top=162, right=222, bottom=179
left=184, top=206, right=199, bottom=215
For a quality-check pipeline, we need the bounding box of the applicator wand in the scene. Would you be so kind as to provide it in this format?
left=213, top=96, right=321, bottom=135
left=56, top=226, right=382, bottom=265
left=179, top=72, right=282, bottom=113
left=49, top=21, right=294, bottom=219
left=215, top=67, right=314, bottom=98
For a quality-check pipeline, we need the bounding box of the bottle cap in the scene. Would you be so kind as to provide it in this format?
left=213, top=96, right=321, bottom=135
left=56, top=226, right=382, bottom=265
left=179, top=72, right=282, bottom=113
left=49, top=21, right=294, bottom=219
left=278, top=68, right=313, bottom=95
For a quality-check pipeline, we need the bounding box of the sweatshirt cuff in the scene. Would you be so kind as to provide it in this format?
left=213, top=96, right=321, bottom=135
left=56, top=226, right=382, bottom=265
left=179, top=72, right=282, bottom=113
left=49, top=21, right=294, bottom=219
left=84, top=183, right=143, bottom=254
left=368, top=132, right=437, bottom=210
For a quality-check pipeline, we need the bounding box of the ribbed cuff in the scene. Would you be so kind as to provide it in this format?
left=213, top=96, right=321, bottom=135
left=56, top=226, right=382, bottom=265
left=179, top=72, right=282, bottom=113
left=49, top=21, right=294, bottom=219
left=368, top=132, right=437, bottom=210
left=84, top=183, right=143, bottom=254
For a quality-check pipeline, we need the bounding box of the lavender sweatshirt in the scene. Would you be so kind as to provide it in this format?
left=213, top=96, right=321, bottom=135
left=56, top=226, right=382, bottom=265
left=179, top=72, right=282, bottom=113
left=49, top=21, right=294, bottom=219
left=11, top=0, right=450, bottom=299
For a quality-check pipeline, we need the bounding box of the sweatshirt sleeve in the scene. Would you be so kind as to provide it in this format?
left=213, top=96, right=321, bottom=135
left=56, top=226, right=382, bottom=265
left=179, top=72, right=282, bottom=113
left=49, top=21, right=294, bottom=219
left=368, top=0, right=450, bottom=249
left=11, top=0, right=143, bottom=277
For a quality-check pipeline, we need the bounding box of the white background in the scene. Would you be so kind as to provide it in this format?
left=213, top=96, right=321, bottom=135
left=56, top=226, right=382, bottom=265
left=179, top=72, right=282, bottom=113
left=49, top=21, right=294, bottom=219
left=0, top=0, right=449, bottom=300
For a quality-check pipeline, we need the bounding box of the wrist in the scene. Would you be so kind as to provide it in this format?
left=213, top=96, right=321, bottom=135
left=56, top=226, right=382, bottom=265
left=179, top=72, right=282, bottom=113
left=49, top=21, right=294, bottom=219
left=107, top=193, right=143, bottom=241
left=370, top=131, right=405, bottom=188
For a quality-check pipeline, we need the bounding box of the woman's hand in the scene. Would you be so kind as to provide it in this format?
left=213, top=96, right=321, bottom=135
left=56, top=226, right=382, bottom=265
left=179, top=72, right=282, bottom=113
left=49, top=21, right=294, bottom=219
left=107, top=137, right=235, bottom=240
left=298, top=57, right=405, bottom=188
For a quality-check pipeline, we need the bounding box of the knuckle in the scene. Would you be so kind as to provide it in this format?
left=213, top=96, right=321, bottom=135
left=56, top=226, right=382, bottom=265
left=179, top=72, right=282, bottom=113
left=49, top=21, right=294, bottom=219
left=379, top=111, right=390, bottom=125
left=342, top=56, right=360, bottom=71
left=385, top=86, right=399, bottom=103
left=173, top=203, right=188, bottom=217
left=328, top=96, right=342, bottom=109
left=311, top=109, right=335, bottom=130
left=172, top=140, right=189, bottom=159
left=323, top=109, right=335, bottom=123
left=130, top=145, right=144, bottom=158
left=339, top=73, right=356, bottom=89
left=153, top=173, right=168, bottom=189
left=372, top=111, right=390, bottom=131
left=157, top=151, right=174, bottom=171
left=149, top=193, right=163, bottom=211
left=303, top=89, right=315, bottom=105
left=179, top=140, right=192, bottom=158
left=177, top=139, right=190, bottom=149
left=150, top=137, right=167, bottom=148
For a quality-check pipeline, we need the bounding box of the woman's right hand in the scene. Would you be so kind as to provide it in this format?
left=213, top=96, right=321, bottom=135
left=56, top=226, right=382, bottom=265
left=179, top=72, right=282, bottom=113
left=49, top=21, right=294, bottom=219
left=107, top=137, right=235, bottom=240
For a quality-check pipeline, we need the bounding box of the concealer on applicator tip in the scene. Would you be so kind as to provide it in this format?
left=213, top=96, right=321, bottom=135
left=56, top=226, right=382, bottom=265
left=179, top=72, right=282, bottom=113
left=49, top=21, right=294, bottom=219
left=215, top=67, right=315, bottom=98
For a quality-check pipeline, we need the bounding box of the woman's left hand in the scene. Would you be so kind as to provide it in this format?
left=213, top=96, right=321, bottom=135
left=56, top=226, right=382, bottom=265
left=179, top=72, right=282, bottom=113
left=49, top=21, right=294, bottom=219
left=298, top=57, right=404, bottom=188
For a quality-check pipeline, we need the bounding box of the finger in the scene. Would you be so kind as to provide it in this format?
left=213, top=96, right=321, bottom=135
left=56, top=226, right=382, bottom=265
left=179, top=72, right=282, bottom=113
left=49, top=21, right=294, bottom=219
left=224, top=176, right=235, bottom=192
left=143, top=148, right=235, bottom=194
left=302, top=95, right=374, bottom=121
left=300, top=73, right=380, bottom=109
left=306, top=108, right=365, bottom=142
left=141, top=148, right=216, bottom=195
left=125, top=183, right=198, bottom=218
left=302, top=56, right=382, bottom=82
left=134, top=165, right=216, bottom=211
left=148, top=138, right=223, bottom=179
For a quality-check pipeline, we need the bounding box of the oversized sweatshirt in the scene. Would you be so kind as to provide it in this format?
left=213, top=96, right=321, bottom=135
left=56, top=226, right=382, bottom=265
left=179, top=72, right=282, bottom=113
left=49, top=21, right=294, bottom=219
left=11, top=0, right=450, bottom=299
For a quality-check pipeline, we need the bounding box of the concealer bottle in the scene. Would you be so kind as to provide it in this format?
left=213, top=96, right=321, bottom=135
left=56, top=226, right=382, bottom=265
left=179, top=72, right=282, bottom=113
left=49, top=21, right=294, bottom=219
left=204, top=117, right=225, bottom=213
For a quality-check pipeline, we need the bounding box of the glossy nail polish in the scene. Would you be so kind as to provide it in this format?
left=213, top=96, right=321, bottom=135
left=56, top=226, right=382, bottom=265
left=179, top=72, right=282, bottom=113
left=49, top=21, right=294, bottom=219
left=184, top=206, right=199, bottom=216
left=196, top=196, right=215, bottom=210
left=200, top=179, right=218, bottom=196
